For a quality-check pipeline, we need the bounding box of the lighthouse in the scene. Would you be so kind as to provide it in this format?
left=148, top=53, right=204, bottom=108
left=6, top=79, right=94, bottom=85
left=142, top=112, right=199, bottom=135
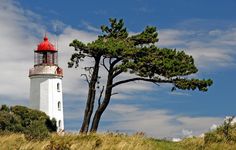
left=29, top=36, right=64, bottom=131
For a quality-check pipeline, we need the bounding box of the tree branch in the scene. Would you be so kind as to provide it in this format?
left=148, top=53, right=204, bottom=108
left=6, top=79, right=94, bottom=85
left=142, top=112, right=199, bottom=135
left=81, top=74, right=90, bottom=84
left=111, top=92, right=119, bottom=96
left=112, top=77, right=172, bottom=88
left=102, top=57, right=109, bottom=72
left=109, top=57, right=112, bottom=66
left=110, top=58, right=121, bottom=68
left=112, top=69, right=123, bottom=79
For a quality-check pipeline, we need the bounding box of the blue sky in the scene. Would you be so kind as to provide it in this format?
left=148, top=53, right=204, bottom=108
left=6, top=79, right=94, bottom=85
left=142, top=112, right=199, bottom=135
left=0, top=0, right=236, bottom=138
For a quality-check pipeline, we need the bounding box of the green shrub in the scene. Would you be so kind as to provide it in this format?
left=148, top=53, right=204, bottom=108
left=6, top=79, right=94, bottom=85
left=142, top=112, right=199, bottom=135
left=11, top=105, right=48, bottom=127
left=0, top=111, right=23, bottom=132
left=46, top=118, right=57, bottom=132
left=0, top=104, right=10, bottom=112
left=204, top=116, right=236, bottom=144
left=0, top=104, right=57, bottom=140
left=24, top=120, right=50, bottom=140
left=204, top=132, right=223, bottom=144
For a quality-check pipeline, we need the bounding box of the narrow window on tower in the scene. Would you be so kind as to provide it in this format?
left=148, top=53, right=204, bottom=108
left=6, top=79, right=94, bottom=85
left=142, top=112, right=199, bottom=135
left=57, top=83, right=60, bottom=91
left=58, top=101, right=61, bottom=111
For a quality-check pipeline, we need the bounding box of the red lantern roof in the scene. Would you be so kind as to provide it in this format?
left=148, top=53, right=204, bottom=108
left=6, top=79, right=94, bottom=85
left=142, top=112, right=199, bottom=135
left=36, top=36, right=56, bottom=52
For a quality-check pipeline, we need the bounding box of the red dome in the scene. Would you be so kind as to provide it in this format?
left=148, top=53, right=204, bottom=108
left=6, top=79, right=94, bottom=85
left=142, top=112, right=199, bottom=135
left=36, top=36, right=56, bottom=52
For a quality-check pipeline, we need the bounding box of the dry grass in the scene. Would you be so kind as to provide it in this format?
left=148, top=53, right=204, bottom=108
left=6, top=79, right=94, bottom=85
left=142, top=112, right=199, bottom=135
left=1, top=132, right=236, bottom=150
left=180, top=136, right=236, bottom=150
left=0, top=132, right=181, bottom=150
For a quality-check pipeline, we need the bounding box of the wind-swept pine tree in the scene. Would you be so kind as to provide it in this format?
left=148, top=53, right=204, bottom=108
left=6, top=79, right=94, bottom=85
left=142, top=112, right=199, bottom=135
left=68, top=18, right=213, bottom=133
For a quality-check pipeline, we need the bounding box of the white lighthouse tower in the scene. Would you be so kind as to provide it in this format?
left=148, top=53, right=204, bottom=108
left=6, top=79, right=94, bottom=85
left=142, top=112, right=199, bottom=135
left=29, top=36, right=64, bottom=131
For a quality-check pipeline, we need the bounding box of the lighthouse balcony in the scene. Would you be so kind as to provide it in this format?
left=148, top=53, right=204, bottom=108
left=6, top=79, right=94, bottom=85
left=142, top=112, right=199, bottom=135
left=29, top=65, right=63, bottom=77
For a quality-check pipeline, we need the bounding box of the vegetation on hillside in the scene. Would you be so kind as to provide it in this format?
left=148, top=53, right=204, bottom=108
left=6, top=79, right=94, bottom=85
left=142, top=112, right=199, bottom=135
left=0, top=105, right=57, bottom=140
left=1, top=107, right=236, bottom=150
left=1, top=128, right=236, bottom=150
left=0, top=132, right=184, bottom=150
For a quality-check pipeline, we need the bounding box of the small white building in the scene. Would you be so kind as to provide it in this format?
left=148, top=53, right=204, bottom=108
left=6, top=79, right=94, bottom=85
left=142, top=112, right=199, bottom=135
left=29, top=36, right=64, bottom=131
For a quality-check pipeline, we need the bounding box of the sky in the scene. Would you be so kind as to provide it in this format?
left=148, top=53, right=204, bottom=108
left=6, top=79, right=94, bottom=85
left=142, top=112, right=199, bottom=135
left=0, top=0, right=236, bottom=138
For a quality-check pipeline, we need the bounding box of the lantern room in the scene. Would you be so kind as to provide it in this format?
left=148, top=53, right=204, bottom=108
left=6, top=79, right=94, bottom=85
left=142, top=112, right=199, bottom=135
left=34, top=36, right=58, bottom=66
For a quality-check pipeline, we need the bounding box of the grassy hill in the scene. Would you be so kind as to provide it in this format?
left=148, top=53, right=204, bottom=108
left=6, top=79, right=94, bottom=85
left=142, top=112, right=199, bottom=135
left=1, top=132, right=236, bottom=150
left=1, top=105, right=236, bottom=149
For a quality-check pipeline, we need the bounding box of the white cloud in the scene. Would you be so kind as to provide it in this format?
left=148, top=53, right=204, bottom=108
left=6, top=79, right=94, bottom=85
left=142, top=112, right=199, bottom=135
left=210, top=124, right=218, bottom=131
left=81, top=21, right=101, bottom=33
left=0, top=0, right=98, bottom=102
left=182, top=129, right=193, bottom=137
left=0, top=0, right=42, bottom=100
left=104, top=104, right=223, bottom=138
left=51, top=20, right=66, bottom=33
left=169, top=91, right=191, bottom=96
left=159, top=28, right=236, bottom=69
left=158, top=29, right=191, bottom=47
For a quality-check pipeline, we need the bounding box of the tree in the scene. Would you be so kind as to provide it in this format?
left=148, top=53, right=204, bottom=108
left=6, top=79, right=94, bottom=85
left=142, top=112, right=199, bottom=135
left=68, top=18, right=213, bottom=133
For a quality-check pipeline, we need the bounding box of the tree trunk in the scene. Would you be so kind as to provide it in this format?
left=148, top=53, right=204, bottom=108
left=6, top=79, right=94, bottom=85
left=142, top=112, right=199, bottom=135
left=90, top=71, right=113, bottom=132
left=80, top=57, right=101, bottom=133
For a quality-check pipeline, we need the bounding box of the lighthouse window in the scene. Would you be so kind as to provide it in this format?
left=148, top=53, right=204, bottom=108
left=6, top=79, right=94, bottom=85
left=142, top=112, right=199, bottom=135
left=58, top=101, right=61, bottom=111
left=57, top=83, right=60, bottom=91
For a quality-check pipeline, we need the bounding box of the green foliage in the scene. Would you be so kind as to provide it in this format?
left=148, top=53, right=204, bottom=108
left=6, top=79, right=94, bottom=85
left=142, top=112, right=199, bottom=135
left=100, top=18, right=128, bottom=39
left=204, top=132, right=224, bottom=144
left=0, top=111, right=23, bottom=132
left=129, top=26, right=158, bottom=45
left=174, top=78, right=213, bottom=91
left=24, top=120, right=50, bottom=140
left=0, top=105, right=57, bottom=140
left=46, top=118, right=57, bottom=132
left=69, top=18, right=213, bottom=92
left=0, top=104, right=10, bottom=112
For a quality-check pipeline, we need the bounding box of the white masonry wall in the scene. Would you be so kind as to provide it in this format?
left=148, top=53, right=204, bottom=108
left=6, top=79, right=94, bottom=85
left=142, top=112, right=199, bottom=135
left=29, top=75, right=64, bottom=131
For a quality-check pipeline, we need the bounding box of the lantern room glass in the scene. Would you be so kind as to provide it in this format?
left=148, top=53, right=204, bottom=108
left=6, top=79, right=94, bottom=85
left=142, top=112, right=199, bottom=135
left=34, top=51, right=58, bottom=65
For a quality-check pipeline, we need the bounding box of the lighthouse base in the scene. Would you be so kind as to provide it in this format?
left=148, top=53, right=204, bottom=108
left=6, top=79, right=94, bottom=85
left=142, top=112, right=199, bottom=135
left=29, top=75, right=64, bottom=131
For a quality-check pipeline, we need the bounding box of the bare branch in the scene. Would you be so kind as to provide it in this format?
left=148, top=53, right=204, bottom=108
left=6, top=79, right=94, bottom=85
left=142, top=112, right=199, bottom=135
left=97, top=86, right=105, bottom=108
left=102, top=57, right=109, bottom=72
left=111, top=92, right=119, bottom=96
left=153, top=82, right=160, bottom=86
left=109, top=57, right=112, bottom=66
left=112, top=77, right=172, bottom=88
left=110, top=58, right=121, bottom=68
left=112, top=69, right=123, bottom=79
left=81, top=74, right=90, bottom=84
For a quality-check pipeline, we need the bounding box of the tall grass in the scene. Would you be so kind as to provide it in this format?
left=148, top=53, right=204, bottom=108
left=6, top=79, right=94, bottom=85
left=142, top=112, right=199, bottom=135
left=0, top=132, right=181, bottom=150
left=1, top=131, right=236, bottom=150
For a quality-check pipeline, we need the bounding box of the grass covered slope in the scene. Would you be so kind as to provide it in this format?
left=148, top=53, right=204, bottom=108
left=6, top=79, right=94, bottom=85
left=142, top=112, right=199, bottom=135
left=0, top=133, right=181, bottom=150
left=1, top=105, right=236, bottom=149
left=1, top=131, right=236, bottom=150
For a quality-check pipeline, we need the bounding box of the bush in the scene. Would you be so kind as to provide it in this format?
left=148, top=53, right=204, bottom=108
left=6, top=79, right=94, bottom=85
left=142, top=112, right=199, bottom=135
left=11, top=105, right=48, bottom=127
left=0, top=104, right=10, bottom=112
left=24, top=120, right=50, bottom=140
left=204, top=132, right=223, bottom=144
left=46, top=118, right=57, bottom=132
left=204, top=116, right=236, bottom=144
left=0, top=105, right=57, bottom=140
left=0, top=111, right=23, bottom=132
